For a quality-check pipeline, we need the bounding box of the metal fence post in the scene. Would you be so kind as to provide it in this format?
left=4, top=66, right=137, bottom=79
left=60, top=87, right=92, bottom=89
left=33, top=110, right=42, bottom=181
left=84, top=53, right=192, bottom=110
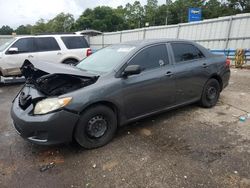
left=143, top=28, right=146, bottom=39
left=176, top=25, right=181, bottom=39
left=102, top=33, right=104, bottom=48
left=120, top=31, right=122, bottom=43
left=225, top=16, right=233, bottom=49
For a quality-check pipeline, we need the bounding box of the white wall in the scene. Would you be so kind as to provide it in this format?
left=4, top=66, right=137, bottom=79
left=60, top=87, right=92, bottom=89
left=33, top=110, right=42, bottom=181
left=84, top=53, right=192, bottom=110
left=89, top=13, right=250, bottom=50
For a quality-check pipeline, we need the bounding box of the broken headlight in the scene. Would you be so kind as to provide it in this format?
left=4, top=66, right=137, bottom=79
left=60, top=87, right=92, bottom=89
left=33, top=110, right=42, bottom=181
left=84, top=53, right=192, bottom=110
left=34, top=97, right=72, bottom=115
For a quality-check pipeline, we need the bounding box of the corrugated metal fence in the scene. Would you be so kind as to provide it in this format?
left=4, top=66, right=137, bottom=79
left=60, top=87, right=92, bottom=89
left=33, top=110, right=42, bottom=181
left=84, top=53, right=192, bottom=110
left=1, top=13, right=249, bottom=50
left=90, top=13, right=250, bottom=50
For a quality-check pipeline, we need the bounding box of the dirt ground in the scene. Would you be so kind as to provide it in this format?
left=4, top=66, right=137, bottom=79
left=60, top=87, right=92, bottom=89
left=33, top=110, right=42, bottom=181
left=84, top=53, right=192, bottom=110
left=0, top=68, right=250, bottom=188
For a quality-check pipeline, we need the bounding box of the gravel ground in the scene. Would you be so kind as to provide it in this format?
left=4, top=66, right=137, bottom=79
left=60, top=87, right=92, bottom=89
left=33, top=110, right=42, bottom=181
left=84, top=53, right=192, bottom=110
left=0, top=68, right=250, bottom=188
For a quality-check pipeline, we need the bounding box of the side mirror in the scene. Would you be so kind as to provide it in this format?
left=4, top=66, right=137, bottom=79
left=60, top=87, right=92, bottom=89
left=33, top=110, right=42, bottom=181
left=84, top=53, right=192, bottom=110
left=8, top=47, right=18, bottom=54
left=122, top=65, right=141, bottom=77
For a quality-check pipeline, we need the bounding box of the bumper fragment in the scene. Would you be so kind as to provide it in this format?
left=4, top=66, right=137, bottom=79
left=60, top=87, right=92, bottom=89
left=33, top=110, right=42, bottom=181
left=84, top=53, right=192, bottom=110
left=11, top=98, right=79, bottom=145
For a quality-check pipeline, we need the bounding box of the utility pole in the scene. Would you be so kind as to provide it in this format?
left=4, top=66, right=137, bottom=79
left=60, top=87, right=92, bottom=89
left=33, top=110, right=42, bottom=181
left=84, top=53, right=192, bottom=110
left=166, top=0, right=171, bottom=25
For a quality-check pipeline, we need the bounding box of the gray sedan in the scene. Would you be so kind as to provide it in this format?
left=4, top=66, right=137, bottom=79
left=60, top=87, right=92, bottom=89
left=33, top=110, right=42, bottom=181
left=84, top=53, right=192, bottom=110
left=11, top=39, right=230, bottom=149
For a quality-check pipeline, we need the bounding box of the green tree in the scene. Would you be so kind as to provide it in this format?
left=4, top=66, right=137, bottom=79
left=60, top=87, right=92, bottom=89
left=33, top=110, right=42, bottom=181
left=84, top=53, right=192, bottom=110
left=47, top=13, right=74, bottom=32
left=0, top=25, right=13, bottom=35
left=75, top=6, right=125, bottom=32
left=155, top=5, right=167, bottom=26
left=31, top=19, right=48, bottom=34
left=15, top=24, right=32, bottom=35
left=145, top=0, right=158, bottom=26
left=114, top=6, right=128, bottom=30
left=75, top=8, right=94, bottom=31
left=227, top=0, right=250, bottom=13
left=167, top=0, right=204, bottom=24
left=203, top=0, right=240, bottom=19
left=124, top=1, right=144, bottom=29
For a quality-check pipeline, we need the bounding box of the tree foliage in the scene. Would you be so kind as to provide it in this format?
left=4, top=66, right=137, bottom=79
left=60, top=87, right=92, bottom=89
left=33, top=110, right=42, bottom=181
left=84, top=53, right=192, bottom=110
left=15, top=25, right=32, bottom=35
left=0, top=0, right=249, bottom=35
left=0, top=25, right=13, bottom=35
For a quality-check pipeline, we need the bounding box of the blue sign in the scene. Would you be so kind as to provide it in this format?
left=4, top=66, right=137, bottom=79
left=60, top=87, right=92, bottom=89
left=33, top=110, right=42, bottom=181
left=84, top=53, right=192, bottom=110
left=188, top=8, right=202, bottom=22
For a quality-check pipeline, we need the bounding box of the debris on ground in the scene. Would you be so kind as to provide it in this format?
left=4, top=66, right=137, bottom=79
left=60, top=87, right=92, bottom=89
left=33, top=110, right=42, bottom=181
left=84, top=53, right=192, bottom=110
left=39, top=162, right=55, bottom=172
left=102, top=161, right=118, bottom=171
left=92, top=164, right=96, bottom=169
left=140, top=128, right=152, bottom=136
left=239, top=113, right=250, bottom=122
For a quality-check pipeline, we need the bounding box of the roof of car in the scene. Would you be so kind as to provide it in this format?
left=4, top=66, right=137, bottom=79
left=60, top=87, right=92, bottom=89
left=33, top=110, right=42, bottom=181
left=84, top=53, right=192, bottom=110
left=15, top=34, right=83, bottom=39
left=120, top=38, right=194, bottom=47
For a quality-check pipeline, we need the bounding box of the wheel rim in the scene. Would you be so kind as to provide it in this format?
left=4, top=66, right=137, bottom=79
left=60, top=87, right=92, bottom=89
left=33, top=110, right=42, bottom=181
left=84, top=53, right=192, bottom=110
left=206, top=86, right=217, bottom=100
left=86, top=115, right=108, bottom=138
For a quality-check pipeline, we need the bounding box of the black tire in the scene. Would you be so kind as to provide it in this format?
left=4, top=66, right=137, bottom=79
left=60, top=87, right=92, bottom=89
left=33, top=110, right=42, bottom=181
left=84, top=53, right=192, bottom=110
left=74, top=105, right=117, bottom=149
left=200, top=78, right=220, bottom=108
left=63, top=59, right=78, bottom=66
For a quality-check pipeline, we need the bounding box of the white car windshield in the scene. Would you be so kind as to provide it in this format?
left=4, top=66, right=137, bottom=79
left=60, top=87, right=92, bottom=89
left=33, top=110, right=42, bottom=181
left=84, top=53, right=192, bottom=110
left=77, top=45, right=136, bottom=73
left=0, top=38, right=16, bottom=52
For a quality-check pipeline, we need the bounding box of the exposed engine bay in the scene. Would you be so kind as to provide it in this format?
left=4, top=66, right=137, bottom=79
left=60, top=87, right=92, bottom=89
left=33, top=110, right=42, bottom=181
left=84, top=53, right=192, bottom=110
left=21, top=60, right=99, bottom=96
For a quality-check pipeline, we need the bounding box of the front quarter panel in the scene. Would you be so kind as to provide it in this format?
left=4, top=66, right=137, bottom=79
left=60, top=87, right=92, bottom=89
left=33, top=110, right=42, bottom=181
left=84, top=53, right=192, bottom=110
left=62, top=75, right=123, bottom=114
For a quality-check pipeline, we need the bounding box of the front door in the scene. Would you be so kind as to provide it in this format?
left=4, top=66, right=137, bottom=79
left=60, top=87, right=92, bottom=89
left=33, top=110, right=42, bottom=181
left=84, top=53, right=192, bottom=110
left=4, top=37, right=37, bottom=74
left=121, top=44, right=176, bottom=120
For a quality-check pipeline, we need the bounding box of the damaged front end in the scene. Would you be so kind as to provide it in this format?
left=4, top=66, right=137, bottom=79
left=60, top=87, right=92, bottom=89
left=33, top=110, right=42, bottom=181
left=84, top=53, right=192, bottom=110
left=14, top=60, right=99, bottom=114
left=11, top=60, right=99, bottom=144
left=21, top=60, right=99, bottom=97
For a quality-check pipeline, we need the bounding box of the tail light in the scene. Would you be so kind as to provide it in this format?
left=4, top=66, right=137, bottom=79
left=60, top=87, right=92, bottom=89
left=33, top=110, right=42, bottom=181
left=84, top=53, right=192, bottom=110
left=86, top=48, right=92, bottom=57
left=225, top=58, right=230, bottom=67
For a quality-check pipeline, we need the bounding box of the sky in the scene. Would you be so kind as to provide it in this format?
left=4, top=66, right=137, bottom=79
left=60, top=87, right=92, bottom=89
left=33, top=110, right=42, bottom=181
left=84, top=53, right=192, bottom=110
left=0, top=0, right=166, bottom=29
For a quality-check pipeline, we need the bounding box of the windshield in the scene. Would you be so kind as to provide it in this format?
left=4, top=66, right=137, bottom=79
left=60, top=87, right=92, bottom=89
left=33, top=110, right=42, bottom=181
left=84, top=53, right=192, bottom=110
left=0, top=38, right=16, bottom=52
left=77, top=45, right=136, bottom=73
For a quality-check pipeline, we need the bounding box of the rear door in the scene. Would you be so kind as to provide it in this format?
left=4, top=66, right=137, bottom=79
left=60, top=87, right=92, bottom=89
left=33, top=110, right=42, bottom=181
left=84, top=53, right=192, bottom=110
left=60, top=36, right=89, bottom=60
left=121, top=44, right=176, bottom=119
left=169, top=42, right=209, bottom=104
left=35, top=37, right=62, bottom=63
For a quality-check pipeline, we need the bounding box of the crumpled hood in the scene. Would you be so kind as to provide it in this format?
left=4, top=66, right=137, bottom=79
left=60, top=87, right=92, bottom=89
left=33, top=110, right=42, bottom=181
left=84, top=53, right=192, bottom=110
left=20, top=60, right=99, bottom=96
left=21, top=59, right=98, bottom=79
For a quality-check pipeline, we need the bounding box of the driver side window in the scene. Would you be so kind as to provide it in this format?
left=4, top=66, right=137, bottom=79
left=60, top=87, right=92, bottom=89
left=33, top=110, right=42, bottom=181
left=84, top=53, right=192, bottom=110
left=9, top=38, right=34, bottom=53
left=129, top=44, right=169, bottom=71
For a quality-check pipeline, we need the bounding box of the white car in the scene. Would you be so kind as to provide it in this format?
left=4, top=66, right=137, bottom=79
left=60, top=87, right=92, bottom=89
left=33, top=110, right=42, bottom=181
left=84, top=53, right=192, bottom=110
left=0, top=34, right=92, bottom=77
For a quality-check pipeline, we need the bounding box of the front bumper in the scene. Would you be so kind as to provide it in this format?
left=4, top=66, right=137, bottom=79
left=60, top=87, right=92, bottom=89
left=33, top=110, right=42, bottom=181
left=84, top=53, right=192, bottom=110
left=11, top=98, right=79, bottom=145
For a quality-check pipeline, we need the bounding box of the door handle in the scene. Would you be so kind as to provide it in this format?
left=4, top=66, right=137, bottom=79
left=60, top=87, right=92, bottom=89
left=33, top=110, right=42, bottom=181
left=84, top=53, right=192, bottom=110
left=57, top=52, right=62, bottom=55
left=165, top=71, right=173, bottom=77
left=202, top=63, right=208, bottom=68
left=28, top=55, right=34, bottom=58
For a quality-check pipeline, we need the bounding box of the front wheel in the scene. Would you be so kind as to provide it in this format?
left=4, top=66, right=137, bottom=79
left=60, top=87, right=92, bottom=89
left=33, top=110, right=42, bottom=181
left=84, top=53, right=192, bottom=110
left=200, top=78, right=220, bottom=108
left=74, top=105, right=117, bottom=149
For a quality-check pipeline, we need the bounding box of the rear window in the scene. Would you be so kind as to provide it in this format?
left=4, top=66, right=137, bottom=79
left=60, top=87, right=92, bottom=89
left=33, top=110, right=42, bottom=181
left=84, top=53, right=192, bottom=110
left=35, top=37, right=60, bottom=52
left=61, top=36, right=89, bottom=49
left=171, top=43, right=204, bottom=63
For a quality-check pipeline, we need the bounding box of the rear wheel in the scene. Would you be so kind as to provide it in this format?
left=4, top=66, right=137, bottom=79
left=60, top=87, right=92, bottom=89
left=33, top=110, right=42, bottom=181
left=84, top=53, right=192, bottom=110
left=62, top=59, right=78, bottom=66
left=74, top=105, right=117, bottom=149
left=200, top=78, right=220, bottom=108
